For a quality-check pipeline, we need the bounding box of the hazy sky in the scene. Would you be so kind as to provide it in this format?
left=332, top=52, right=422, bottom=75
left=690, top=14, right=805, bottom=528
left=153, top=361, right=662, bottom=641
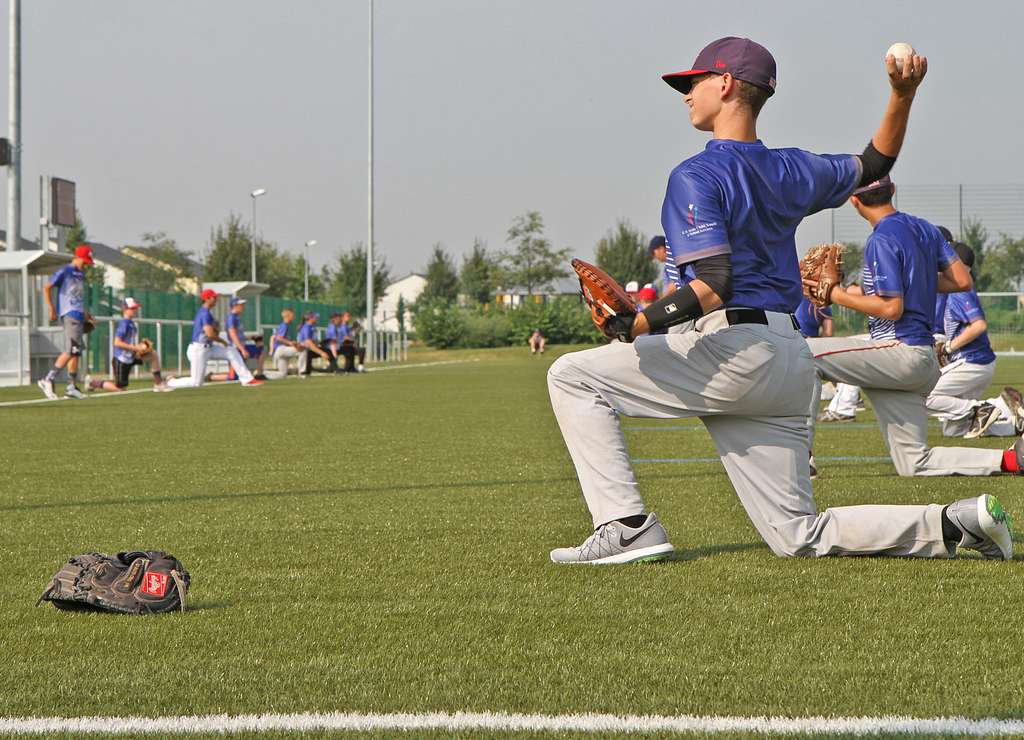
left=1, top=0, right=1022, bottom=278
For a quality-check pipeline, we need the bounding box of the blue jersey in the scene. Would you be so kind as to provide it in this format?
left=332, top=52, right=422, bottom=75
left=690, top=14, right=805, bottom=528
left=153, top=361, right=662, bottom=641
left=661, top=140, right=860, bottom=312
left=861, top=212, right=957, bottom=347
left=945, top=290, right=995, bottom=365
left=794, top=298, right=831, bottom=338
left=191, top=306, right=216, bottom=344
left=933, top=294, right=948, bottom=335
left=325, top=322, right=340, bottom=341
left=49, top=264, right=86, bottom=320
left=113, top=318, right=138, bottom=364
left=297, top=323, right=316, bottom=343
left=338, top=322, right=352, bottom=341
left=274, top=321, right=291, bottom=340
left=225, top=312, right=246, bottom=343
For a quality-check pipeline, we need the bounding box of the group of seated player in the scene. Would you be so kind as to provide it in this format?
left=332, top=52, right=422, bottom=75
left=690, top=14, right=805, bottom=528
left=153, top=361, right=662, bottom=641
left=268, top=308, right=367, bottom=378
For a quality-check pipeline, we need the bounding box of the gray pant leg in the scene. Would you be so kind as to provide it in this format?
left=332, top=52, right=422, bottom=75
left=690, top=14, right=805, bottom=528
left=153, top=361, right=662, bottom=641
left=926, top=361, right=994, bottom=436
left=868, top=388, right=1002, bottom=476
left=702, top=414, right=952, bottom=558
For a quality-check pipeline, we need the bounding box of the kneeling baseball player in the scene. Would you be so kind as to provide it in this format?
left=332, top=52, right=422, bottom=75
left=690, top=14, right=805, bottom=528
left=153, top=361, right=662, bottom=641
left=548, top=38, right=1013, bottom=565
left=805, top=179, right=1022, bottom=480
left=167, top=290, right=263, bottom=388
left=85, top=297, right=171, bottom=393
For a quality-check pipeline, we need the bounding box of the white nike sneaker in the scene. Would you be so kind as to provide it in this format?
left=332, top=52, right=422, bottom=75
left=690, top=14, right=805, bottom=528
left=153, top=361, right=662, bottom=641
left=550, top=513, right=674, bottom=564
left=946, top=494, right=1014, bottom=561
left=37, top=378, right=58, bottom=400
left=152, top=383, right=174, bottom=393
left=64, top=385, right=86, bottom=400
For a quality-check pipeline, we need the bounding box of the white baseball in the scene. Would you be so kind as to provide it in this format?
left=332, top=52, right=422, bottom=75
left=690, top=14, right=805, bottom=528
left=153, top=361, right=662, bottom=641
left=886, top=42, right=915, bottom=72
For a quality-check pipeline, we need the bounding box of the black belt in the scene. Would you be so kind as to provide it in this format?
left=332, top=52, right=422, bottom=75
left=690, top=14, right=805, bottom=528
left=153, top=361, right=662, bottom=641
left=725, top=307, right=799, bottom=330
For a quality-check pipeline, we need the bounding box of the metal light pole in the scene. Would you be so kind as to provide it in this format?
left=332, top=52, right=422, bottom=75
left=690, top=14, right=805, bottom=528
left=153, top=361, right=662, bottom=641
left=250, top=188, right=266, bottom=282
left=7, top=0, right=21, bottom=252
left=366, top=0, right=375, bottom=361
left=304, top=239, right=317, bottom=301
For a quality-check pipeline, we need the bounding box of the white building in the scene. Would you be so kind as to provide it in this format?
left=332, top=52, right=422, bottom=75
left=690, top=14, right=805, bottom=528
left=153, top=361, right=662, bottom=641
left=375, top=273, right=426, bottom=332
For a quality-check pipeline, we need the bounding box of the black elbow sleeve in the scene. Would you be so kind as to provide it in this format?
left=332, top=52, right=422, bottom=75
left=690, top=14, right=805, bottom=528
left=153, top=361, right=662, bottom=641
left=692, top=253, right=733, bottom=304
left=644, top=254, right=733, bottom=334
left=858, top=140, right=896, bottom=187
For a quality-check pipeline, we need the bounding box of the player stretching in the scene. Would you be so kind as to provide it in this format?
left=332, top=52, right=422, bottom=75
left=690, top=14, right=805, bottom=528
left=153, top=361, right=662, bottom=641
left=85, top=297, right=171, bottom=393
left=38, top=245, right=95, bottom=400
left=167, top=289, right=263, bottom=388
left=547, top=37, right=1013, bottom=564
left=806, top=179, right=1023, bottom=478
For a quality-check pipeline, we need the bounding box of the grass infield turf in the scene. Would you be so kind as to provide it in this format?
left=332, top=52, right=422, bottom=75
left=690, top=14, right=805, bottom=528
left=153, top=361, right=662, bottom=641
left=1, top=346, right=1023, bottom=737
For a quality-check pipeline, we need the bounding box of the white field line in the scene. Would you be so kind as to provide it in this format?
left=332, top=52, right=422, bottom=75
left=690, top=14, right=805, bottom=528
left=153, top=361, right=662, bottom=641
left=2, top=711, right=1024, bottom=736
left=0, top=359, right=479, bottom=408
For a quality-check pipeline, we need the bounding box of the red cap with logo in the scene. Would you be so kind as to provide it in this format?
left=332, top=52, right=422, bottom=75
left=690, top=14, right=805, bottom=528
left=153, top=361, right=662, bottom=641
left=200, top=289, right=218, bottom=301
left=74, top=244, right=94, bottom=265
left=662, top=37, right=777, bottom=97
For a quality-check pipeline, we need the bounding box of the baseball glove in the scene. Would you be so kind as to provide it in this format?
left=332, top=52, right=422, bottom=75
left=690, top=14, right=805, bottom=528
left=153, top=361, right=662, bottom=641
left=82, top=313, right=96, bottom=334
left=37, top=551, right=190, bottom=615
left=935, top=338, right=950, bottom=367
left=135, top=338, right=154, bottom=358
left=800, top=243, right=844, bottom=306
left=571, top=259, right=637, bottom=343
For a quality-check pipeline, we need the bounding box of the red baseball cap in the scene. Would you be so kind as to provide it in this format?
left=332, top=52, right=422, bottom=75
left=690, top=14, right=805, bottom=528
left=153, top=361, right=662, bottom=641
left=74, top=244, right=94, bottom=265
left=638, top=287, right=658, bottom=301
left=662, top=37, right=777, bottom=97
left=200, top=289, right=218, bottom=301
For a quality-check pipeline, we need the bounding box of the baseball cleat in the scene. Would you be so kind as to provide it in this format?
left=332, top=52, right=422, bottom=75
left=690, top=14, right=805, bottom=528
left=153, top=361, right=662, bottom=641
left=63, top=385, right=86, bottom=400
left=1001, top=387, right=1024, bottom=435
left=241, top=378, right=265, bottom=387
left=965, top=403, right=1001, bottom=439
left=152, top=383, right=174, bottom=392
left=945, top=495, right=1014, bottom=561
left=37, top=378, right=58, bottom=400
left=550, top=513, right=674, bottom=565
left=817, top=410, right=855, bottom=423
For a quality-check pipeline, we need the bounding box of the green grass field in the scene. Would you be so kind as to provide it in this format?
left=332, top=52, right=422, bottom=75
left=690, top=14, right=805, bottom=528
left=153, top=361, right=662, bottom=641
left=2, top=347, right=1024, bottom=738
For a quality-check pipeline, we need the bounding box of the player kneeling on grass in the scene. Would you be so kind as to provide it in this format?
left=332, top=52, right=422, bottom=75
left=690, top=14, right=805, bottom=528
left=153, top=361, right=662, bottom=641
left=804, top=180, right=1024, bottom=479
left=85, top=297, right=171, bottom=393
left=297, top=311, right=331, bottom=378
left=548, top=37, right=1013, bottom=565
left=167, top=289, right=263, bottom=388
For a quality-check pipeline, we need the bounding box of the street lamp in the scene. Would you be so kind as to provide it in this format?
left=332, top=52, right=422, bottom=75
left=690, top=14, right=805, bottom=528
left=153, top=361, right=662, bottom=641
left=304, top=240, right=317, bottom=301
left=250, top=188, right=267, bottom=283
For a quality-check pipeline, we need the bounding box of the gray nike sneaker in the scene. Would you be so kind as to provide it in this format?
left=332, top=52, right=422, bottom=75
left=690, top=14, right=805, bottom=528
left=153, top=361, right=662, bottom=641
left=550, top=513, right=674, bottom=565
left=945, top=495, right=1014, bottom=561
left=37, top=378, right=58, bottom=400
left=965, top=403, right=1000, bottom=439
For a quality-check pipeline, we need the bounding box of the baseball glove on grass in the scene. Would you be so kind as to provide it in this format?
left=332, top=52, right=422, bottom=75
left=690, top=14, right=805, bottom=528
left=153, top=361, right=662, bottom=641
left=800, top=243, right=844, bottom=306
left=135, top=338, right=154, bottom=358
left=37, top=551, right=190, bottom=615
left=572, top=259, right=637, bottom=342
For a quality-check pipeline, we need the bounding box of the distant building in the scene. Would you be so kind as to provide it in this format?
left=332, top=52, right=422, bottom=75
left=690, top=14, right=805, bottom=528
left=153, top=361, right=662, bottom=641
left=375, top=273, right=426, bottom=332
left=84, top=241, right=145, bottom=291
left=494, top=276, right=580, bottom=307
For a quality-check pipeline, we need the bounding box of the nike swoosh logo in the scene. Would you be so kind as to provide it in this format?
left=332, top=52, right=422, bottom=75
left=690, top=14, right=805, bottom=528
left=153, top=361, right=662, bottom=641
left=619, top=524, right=655, bottom=548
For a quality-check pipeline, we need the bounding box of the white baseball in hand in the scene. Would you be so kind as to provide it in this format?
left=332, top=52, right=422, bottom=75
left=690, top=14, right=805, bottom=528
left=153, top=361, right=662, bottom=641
left=886, top=42, right=915, bottom=72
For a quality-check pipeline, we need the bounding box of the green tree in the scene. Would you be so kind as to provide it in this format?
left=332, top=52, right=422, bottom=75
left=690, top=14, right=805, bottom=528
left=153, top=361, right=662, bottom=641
left=397, top=295, right=406, bottom=332
left=123, top=231, right=195, bottom=292
left=594, top=220, right=656, bottom=287
left=204, top=213, right=295, bottom=296
left=323, top=243, right=391, bottom=317
left=501, top=211, right=570, bottom=295
left=962, top=218, right=994, bottom=290
left=420, top=243, right=460, bottom=304
left=840, top=241, right=864, bottom=286
left=64, top=210, right=87, bottom=253
left=460, top=239, right=496, bottom=304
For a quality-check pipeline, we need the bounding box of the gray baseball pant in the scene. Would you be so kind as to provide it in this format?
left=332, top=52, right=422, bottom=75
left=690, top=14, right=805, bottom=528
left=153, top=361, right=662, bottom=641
left=806, top=337, right=1002, bottom=476
left=926, top=359, right=994, bottom=436
left=547, top=311, right=953, bottom=559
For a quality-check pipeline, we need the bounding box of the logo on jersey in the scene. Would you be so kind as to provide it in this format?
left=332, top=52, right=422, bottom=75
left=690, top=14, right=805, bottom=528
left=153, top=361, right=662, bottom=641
left=687, top=204, right=697, bottom=226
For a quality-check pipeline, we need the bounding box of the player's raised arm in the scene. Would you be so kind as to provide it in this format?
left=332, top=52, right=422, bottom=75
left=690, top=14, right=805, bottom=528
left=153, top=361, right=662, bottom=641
left=856, top=47, right=928, bottom=187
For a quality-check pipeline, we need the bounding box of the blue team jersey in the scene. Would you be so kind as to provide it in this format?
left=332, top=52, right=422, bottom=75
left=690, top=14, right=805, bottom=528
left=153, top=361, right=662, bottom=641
left=274, top=321, right=291, bottom=339
left=49, top=264, right=86, bottom=320
left=297, top=323, right=316, bottom=343
left=113, top=318, right=138, bottom=364
left=325, top=322, right=339, bottom=341
left=861, top=212, right=957, bottom=347
left=794, top=298, right=831, bottom=338
left=226, top=312, right=245, bottom=342
left=191, top=306, right=215, bottom=344
left=933, top=294, right=948, bottom=334
left=661, top=140, right=861, bottom=312
left=945, top=290, right=995, bottom=365
left=338, top=322, right=352, bottom=341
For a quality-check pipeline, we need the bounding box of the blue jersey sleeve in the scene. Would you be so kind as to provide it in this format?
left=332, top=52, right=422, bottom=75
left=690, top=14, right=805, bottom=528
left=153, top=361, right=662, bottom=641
left=794, top=151, right=862, bottom=215
left=661, top=167, right=730, bottom=263
left=949, top=292, right=985, bottom=324
left=937, top=237, right=956, bottom=271
left=49, top=265, right=68, bottom=288
left=820, top=305, right=833, bottom=318
left=864, top=233, right=904, bottom=297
